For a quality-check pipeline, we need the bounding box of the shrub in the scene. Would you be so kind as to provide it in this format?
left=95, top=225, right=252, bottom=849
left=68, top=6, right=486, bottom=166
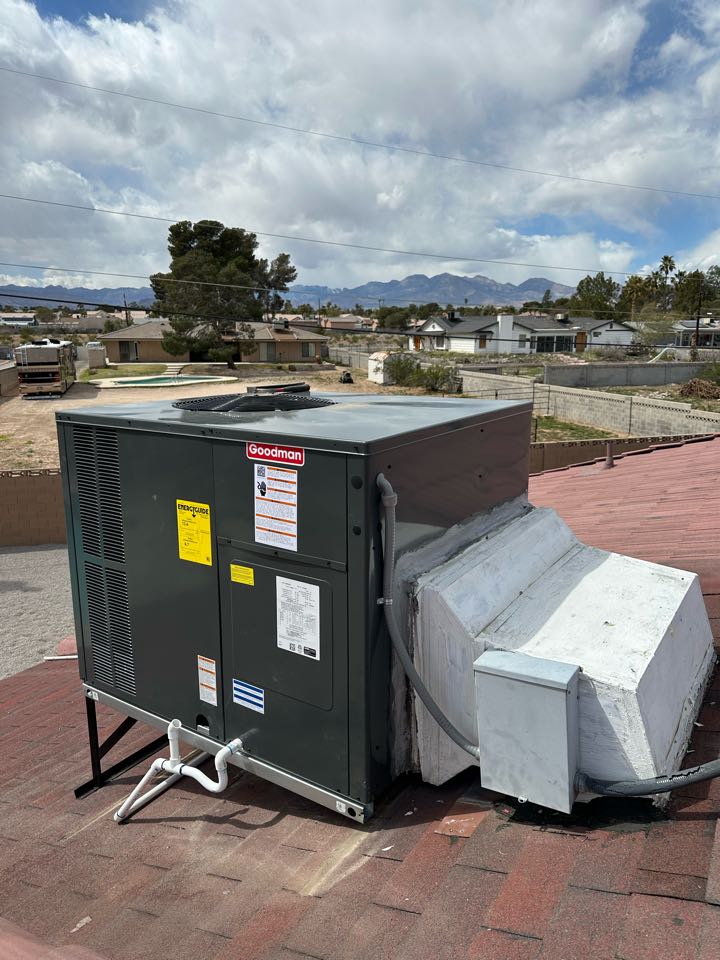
left=385, top=353, right=421, bottom=386
left=420, top=363, right=457, bottom=392
left=701, top=361, right=720, bottom=384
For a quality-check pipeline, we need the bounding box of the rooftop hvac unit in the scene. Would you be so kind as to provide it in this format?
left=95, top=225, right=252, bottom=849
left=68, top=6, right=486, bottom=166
left=58, top=393, right=530, bottom=821
left=58, top=391, right=715, bottom=822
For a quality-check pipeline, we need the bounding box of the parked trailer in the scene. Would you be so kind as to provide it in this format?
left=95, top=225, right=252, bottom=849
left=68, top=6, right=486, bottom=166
left=14, top=338, right=76, bottom=397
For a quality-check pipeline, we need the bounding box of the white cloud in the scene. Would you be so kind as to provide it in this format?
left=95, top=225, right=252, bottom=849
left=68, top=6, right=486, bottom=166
left=0, top=0, right=717, bottom=292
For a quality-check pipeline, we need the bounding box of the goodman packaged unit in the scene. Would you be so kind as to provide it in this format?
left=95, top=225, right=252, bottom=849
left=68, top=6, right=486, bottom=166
left=58, top=393, right=530, bottom=821
left=59, top=390, right=715, bottom=823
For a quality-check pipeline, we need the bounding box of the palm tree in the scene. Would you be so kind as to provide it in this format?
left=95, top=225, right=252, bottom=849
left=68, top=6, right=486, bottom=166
left=660, top=255, right=676, bottom=279
left=659, top=255, right=676, bottom=311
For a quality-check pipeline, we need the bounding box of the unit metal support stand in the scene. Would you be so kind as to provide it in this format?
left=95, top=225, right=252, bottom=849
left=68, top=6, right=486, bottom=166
left=74, top=693, right=169, bottom=799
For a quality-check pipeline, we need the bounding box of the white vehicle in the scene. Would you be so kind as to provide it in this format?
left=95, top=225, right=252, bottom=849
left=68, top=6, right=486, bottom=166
left=14, top=338, right=76, bottom=397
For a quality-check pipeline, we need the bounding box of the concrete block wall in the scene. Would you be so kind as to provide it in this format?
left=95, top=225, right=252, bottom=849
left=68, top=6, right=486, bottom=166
left=0, top=470, right=66, bottom=546
left=460, top=369, right=720, bottom=436
left=0, top=362, right=18, bottom=395
left=543, top=361, right=712, bottom=388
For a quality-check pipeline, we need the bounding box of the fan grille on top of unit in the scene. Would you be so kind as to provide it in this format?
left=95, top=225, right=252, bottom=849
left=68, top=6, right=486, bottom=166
left=173, top=393, right=336, bottom=414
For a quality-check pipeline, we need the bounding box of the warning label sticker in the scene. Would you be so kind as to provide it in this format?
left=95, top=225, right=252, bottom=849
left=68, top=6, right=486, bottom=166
left=197, top=655, right=217, bottom=706
left=276, top=576, right=320, bottom=660
left=254, top=464, right=298, bottom=552
left=230, top=563, right=255, bottom=586
left=176, top=499, right=212, bottom=566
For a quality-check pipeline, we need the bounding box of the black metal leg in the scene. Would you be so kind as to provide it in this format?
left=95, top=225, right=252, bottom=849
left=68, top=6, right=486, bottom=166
left=74, top=694, right=169, bottom=799
left=83, top=695, right=102, bottom=791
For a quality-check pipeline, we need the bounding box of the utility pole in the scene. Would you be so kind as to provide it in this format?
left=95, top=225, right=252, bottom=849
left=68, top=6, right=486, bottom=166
left=123, top=295, right=131, bottom=327
left=693, top=285, right=703, bottom=359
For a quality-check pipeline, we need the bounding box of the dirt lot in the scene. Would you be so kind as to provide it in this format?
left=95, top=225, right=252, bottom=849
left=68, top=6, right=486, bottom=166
left=0, top=367, right=423, bottom=470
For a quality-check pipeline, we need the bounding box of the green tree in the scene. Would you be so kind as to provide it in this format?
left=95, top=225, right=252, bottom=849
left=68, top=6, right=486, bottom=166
left=617, top=274, right=654, bottom=323
left=34, top=306, right=56, bottom=325
left=632, top=305, right=677, bottom=349
left=151, top=220, right=297, bottom=364
left=705, top=265, right=720, bottom=304
left=569, top=272, right=620, bottom=322
left=672, top=269, right=707, bottom=317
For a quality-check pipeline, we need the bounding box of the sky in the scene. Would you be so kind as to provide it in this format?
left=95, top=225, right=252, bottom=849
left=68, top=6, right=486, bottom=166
left=1, top=0, right=720, bottom=294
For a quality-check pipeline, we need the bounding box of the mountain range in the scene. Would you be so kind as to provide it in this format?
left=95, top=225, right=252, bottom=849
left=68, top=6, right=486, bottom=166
left=288, top=273, right=576, bottom=309
left=0, top=274, right=575, bottom=311
left=0, top=284, right=155, bottom=308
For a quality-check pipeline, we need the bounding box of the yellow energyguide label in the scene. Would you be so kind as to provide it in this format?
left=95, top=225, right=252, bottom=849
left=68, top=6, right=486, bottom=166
left=230, top=564, right=255, bottom=586
left=176, top=499, right=212, bottom=566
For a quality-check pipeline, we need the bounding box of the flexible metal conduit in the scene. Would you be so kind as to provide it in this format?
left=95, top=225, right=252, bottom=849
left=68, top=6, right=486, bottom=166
left=376, top=473, right=720, bottom=798
left=115, top=720, right=243, bottom=822
left=376, top=473, right=480, bottom=762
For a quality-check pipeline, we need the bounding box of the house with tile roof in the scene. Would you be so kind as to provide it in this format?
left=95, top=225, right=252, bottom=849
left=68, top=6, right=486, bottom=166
left=409, top=311, right=635, bottom=354
left=99, top=318, right=328, bottom=363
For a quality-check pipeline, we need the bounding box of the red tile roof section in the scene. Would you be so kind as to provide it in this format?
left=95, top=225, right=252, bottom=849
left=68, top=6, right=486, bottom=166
left=1, top=435, right=719, bottom=959
left=530, top=434, right=720, bottom=596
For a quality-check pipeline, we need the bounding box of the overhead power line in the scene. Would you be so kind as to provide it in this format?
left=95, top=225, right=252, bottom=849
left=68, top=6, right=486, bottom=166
left=0, top=192, right=641, bottom=277
left=0, top=260, right=272, bottom=294
left=0, top=290, right=703, bottom=349
left=2, top=64, right=719, bottom=203
left=0, top=257, right=667, bottom=318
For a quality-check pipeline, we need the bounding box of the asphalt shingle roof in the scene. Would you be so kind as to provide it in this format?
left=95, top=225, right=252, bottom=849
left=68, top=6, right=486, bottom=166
left=1, top=436, right=719, bottom=959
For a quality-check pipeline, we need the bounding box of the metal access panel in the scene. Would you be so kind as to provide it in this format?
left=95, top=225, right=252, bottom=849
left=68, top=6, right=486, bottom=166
left=58, top=393, right=532, bottom=819
left=474, top=650, right=580, bottom=813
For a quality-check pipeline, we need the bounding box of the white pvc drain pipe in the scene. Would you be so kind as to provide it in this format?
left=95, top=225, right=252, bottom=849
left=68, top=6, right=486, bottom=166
left=114, top=719, right=243, bottom=822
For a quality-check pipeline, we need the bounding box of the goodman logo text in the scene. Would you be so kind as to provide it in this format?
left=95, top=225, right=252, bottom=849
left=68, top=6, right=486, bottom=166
left=246, top=441, right=305, bottom=467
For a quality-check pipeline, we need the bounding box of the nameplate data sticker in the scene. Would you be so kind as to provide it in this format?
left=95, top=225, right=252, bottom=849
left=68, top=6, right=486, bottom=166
left=276, top=575, right=320, bottom=660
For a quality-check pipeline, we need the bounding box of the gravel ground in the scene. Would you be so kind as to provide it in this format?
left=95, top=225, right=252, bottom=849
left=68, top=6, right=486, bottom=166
left=0, top=545, right=74, bottom=680
left=0, top=366, right=406, bottom=471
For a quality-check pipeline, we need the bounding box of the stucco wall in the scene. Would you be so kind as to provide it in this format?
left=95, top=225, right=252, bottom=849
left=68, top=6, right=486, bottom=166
left=529, top=435, right=707, bottom=473
left=102, top=340, right=190, bottom=363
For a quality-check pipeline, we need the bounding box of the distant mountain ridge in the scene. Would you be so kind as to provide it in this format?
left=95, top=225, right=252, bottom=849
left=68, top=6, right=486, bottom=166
left=0, top=284, right=154, bottom=308
left=0, top=273, right=575, bottom=311
left=288, top=273, right=575, bottom=309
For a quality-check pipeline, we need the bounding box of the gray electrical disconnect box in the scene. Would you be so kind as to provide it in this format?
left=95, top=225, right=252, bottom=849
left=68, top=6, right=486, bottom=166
left=57, top=392, right=531, bottom=821
left=474, top=650, right=580, bottom=813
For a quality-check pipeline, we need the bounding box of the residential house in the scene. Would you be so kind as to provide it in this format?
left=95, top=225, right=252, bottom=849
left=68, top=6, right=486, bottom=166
left=99, top=318, right=328, bottom=364
left=408, top=311, right=635, bottom=355
left=322, top=314, right=368, bottom=331
left=0, top=312, right=37, bottom=327
left=245, top=320, right=328, bottom=362
left=674, top=316, right=720, bottom=349
left=99, top=319, right=182, bottom=362
left=272, top=312, right=321, bottom=326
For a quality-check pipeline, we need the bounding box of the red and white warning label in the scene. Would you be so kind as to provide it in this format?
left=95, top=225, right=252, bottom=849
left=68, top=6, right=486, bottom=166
left=197, top=654, right=218, bottom=706
left=254, top=463, right=298, bottom=552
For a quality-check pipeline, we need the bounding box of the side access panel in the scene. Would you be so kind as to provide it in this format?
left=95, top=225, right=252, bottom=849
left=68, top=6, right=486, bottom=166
left=218, top=545, right=349, bottom=796
left=61, top=422, right=225, bottom=740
